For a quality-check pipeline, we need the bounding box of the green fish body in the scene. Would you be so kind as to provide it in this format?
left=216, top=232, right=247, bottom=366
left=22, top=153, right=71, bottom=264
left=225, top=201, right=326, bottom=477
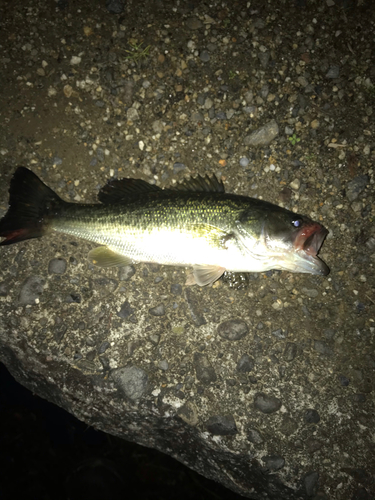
left=0, top=167, right=329, bottom=286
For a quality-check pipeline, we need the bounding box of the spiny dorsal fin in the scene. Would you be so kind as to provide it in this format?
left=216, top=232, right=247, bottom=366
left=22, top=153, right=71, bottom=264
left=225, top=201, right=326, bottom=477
left=171, top=174, right=225, bottom=193
left=98, top=178, right=162, bottom=204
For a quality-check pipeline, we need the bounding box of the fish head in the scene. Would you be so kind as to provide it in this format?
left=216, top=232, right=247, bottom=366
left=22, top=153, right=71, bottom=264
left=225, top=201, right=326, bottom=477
left=239, top=206, right=329, bottom=275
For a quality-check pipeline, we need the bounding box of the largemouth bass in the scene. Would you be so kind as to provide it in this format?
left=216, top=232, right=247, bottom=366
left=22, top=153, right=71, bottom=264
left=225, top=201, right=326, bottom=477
left=0, top=167, right=329, bottom=286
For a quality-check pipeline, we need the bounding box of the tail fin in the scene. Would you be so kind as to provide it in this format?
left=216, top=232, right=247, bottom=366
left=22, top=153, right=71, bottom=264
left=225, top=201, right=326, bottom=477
left=0, top=167, right=63, bottom=246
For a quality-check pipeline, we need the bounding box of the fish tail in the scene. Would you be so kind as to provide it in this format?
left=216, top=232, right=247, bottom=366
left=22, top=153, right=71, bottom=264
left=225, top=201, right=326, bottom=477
left=0, top=167, right=63, bottom=246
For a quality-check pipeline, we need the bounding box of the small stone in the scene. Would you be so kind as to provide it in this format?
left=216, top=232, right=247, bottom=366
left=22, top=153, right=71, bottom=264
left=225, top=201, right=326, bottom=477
left=204, top=97, right=214, bottom=109
left=311, top=119, right=320, bottom=129
left=217, top=319, right=249, bottom=341
left=152, top=120, right=164, bottom=134
left=206, top=415, right=237, bottom=436
left=254, top=392, right=282, bottom=414
left=117, top=300, right=135, bottom=319
left=338, top=374, right=350, bottom=386
left=170, top=283, right=182, bottom=295
left=290, top=178, right=301, bottom=190
left=193, top=352, right=217, bottom=384
left=118, top=265, right=136, bottom=281
left=236, top=354, right=254, bottom=372
left=314, top=340, right=333, bottom=356
left=243, top=120, right=279, bottom=147
left=106, top=0, right=125, bottom=14
left=149, top=304, right=166, bottom=316
left=186, top=17, right=202, bottom=30
left=70, top=56, right=81, bottom=65
left=326, top=66, right=340, bottom=79
left=110, top=365, right=148, bottom=401
left=199, top=50, right=210, bottom=62
left=304, top=409, right=321, bottom=424
left=173, top=162, right=186, bottom=174
left=303, top=471, right=319, bottom=497
left=127, top=108, right=139, bottom=121
left=261, top=455, right=285, bottom=471
left=346, top=175, right=369, bottom=202
left=48, top=258, right=67, bottom=274
left=284, top=342, right=297, bottom=362
left=157, top=359, right=169, bottom=371
left=247, top=428, right=263, bottom=444
left=239, top=157, right=249, bottom=168
left=19, top=276, right=45, bottom=305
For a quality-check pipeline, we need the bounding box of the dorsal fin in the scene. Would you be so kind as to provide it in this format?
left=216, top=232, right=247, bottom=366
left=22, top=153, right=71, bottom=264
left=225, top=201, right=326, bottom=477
left=98, top=178, right=162, bottom=204
left=171, top=174, right=225, bottom=193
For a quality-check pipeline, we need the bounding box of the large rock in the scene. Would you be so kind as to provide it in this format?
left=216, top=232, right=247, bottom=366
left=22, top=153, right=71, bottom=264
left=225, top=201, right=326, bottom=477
left=0, top=232, right=374, bottom=500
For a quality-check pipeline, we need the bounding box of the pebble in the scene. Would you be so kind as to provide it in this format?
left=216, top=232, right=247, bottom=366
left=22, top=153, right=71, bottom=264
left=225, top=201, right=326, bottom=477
left=149, top=304, right=166, bottom=316
left=243, top=120, right=279, bottom=147
left=261, top=455, right=285, bottom=471
left=173, top=162, right=186, bottom=173
left=326, top=66, right=340, bottom=79
left=254, top=392, right=282, bottom=414
left=193, top=352, right=217, bottom=384
left=304, top=409, right=321, bottom=424
left=346, top=175, right=369, bottom=202
left=284, top=342, right=297, bottom=362
left=199, top=50, right=210, bottom=62
left=157, top=359, right=169, bottom=371
left=110, top=365, right=148, bottom=401
left=206, top=415, right=238, bottom=436
left=184, top=288, right=206, bottom=326
left=217, top=319, right=249, bottom=341
left=19, top=276, right=45, bottom=305
left=247, top=428, right=263, bottom=444
left=117, top=300, right=135, bottom=319
left=127, top=108, right=139, bottom=121
left=70, top=56, right=81, bottom=65
left=48, top=258, right=67, bottom=274
left=236, top=354, right=254, bottom=372
left=239, top=157, right=249, bottom=168
left=186, top=17, right=202, bottom=30
left=290, top=178, right=301, bottom=190
left=303, top=471, right=319, bottom=497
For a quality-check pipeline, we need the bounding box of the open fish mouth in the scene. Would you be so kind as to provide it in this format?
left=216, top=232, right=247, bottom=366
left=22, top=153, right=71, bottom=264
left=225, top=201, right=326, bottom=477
left=292, top=223, right=329, bottom=275
left=294, top=223, right=328, bottom=257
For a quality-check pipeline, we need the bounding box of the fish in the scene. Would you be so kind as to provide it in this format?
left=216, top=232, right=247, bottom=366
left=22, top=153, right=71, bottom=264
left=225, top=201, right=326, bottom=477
left=0, top=167, right=329, bottom=286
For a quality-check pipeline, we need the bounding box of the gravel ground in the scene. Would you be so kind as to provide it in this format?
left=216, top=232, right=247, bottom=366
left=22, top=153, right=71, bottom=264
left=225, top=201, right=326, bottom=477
left=0, top=0, right=374, bottom=499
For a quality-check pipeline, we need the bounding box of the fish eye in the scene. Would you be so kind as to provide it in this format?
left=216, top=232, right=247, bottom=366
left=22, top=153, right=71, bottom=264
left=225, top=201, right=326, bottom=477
left=292, top=218, right=302, bottom=228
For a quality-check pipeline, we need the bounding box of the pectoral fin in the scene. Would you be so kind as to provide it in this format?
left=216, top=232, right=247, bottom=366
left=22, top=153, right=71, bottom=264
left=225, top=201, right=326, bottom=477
left=88, top=247, right=134, bottom=268
left=186, top=264, right=226, bottom=286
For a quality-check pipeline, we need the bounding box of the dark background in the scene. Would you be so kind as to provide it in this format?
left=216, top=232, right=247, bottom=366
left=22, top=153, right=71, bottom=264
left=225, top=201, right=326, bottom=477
left=0, top=362, right=244, bottom=500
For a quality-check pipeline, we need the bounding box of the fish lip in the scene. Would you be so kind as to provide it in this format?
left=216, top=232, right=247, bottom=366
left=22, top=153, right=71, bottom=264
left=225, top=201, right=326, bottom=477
left=294, top=223, right=328, bottom=257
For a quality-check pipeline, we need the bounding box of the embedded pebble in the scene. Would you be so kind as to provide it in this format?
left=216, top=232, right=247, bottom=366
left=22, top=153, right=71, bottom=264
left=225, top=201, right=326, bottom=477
left=19, top=276, right=45, bottom=305
left=149, top=304, right=166, bottom=316
left=254, top=392, right=282, bottom=414
left=304, top=409, right=321, bottom=424
left=290, top=178, right=301, bottom=190
left=206, top=415, right=237, bottom=436
left=243, top=120, right=279, bottom=147
left=247, top=428, right=264, bottom=444
left=236, top=354, right=254, bottom=372
left=261, top=455, right=285, bottom=471
left=48, top=258, right=67, bottom=274
left=193, top=352, right=217, bottom=384
left=110, top=365, right=148, bottom=401
left=346, top=175, right=369, bottom=202
left=217, top=319, right=249, bottom=341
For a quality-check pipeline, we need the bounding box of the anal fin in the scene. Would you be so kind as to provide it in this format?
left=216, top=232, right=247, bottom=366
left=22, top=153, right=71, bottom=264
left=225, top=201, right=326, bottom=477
left=88, top=247, right=134, bottom=268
